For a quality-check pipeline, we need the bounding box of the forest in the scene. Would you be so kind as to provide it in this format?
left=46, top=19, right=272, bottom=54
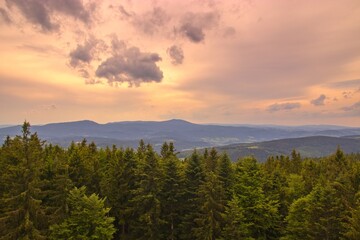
left=0, top=122, right=360, bottom=240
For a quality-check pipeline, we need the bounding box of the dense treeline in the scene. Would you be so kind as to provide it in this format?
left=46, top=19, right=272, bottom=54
left=1, top=122, right=360, bottom=239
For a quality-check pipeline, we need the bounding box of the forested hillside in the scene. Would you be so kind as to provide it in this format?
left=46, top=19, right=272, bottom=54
left=180, top=135, right=360, bottom=162
left=1, top=122, right=360, bottom=239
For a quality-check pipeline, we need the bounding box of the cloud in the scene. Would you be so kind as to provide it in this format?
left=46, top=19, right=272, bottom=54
left=342, top=91, right=352, bottom=99
left=69, top=38, right=99, bottom=67
left=135, top=7, right=170, bottom=35
left=342, top=101, right=360, bottom=112
left=118, top=5, right=133, bottom=19
left=327, top=79, right=360, bottom=89
left=125, top=7, right=170, bottom=35
left=95, top=46, right=163, bottom=86
left=223, top=26, right=236, bottom=38
left=267, top=102, right=301, bottom=112
left=28, top=104, right=57, bottom=114
left=6, top=0, right=57, bottom=32
left=179, top=11, right=219, bottom=43
left=110, top=35, right=127, bottom=55
left=18, top=44, right=62, bottom=56
left=0, top=7, right=12, bottom=24
left=310, top=94, right=326, bottom=106
left=167, top=45, right=184, bottom=65
left=5, top=0, right=94, bottom=32
left=45, top=0, right=93, bottom=24
left=342, top=101, right=360, bottom=116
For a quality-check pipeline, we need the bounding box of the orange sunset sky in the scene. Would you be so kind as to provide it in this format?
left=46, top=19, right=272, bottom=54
left=0, top=0, right=359, bottom=126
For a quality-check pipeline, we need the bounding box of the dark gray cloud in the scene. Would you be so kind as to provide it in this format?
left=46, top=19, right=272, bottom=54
left=310, top=94, right=326, bottom=106
left=179, top=11, right=220, bottom=43
left=95, top=46, right=163, bottom=86
left=267, top=102, right=301, bottom=112
left=0, top=7, right=12, bottom=24
left=5, top=0, right=94, bottom=32
left=6, top=0, right=56, bottom=32
left=167, top=45, right=184, bottom=65
left=69, top=38, right=98, bottom=67
left=180, top=24, right=205, bottom=43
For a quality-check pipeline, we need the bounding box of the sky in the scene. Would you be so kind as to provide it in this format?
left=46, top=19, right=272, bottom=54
left=0, top=0, right=359, bottom=126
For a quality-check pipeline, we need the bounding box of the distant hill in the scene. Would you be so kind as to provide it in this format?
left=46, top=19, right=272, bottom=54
left=0, top=125, right=14, bottom=129
left=0, top=119, right=359, bottom=152
left=180, top=136, right=360, bottom=162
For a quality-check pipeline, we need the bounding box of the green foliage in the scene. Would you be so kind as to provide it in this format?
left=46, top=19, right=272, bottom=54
left=181, top=151, right=205, bottom=239
left=50, top=186, right=115, bottom=239
left=217, top=153, right=234, bottom=202
left=222, top=196, right=253, bottom=240
left=345, top=193, right=360, bottom=239
left=40, top=144, right=73, bottom=225
left=1, top=123, right=360, bottom=239
left=204, top=148, right=218, bottom=173
left=284, top=183, right=346, bottom=240
left=0, top=122, right=47, bottom=239
left=131, top=145, right=163, bottom=239
left=232, top=157, right=280, bottom=239
left=193, top=172, right=225, bottom=240
left=159, top=153, right=184, bottom=239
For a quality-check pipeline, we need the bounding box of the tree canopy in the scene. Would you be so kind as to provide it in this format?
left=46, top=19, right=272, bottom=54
left=0, top=122, right=360, bottom=239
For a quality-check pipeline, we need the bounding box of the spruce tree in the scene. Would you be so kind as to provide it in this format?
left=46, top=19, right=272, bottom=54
left=193, top=172, right=225, bottom=240
left=180, top=150, right=205, bottom=239
left=49, top=186, right=115, bottom=239
left=0, top=122, right=47, bottom=239
left=217, top=153, right=234, bottom=202
left=160, top=153, right=184, bottom=240
left=284, top=182, right=346, bottom=240
left=222, top=196, right=252, bottom=240
left=131, top=145, right=163, bottom=239
left=204, top=148, right=218, bottom=173
left=40, top=144, right=73, bottom=226
left=232, top=157, right=279, bottom=239
left=345, top=192, right=360, bottom=239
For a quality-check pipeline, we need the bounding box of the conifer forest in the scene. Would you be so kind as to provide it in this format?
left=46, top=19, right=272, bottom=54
left=1, top=122, right=360, bottom=240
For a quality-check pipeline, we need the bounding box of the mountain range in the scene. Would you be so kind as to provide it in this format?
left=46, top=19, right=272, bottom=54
left=0, top=119, right=359, bottom=160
